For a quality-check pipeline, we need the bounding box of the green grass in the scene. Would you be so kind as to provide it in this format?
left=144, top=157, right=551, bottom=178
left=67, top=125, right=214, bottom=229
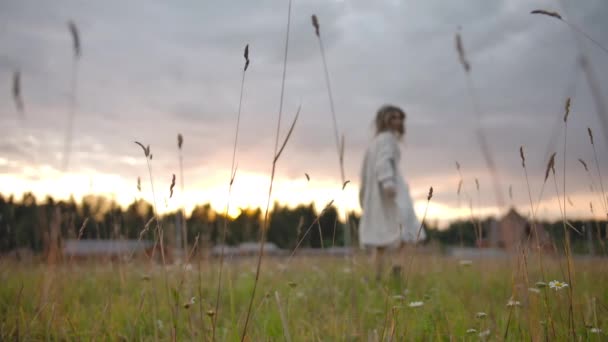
left=1, top=253, right=607, bottom=340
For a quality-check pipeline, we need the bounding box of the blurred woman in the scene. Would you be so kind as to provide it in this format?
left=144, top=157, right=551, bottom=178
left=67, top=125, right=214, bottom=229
left=359, top=104, right=424, bottom=280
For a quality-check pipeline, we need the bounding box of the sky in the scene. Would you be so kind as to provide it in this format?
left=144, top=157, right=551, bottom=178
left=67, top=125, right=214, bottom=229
left=0, top=0, right=607, bottom=226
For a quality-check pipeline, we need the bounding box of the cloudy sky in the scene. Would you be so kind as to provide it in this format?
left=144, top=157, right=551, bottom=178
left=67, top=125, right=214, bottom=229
left=1, top=0, right=607, bottom=225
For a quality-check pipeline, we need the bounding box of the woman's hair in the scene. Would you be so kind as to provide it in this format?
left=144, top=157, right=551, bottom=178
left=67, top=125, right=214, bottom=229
left=375, top=104, right=405, bottom=136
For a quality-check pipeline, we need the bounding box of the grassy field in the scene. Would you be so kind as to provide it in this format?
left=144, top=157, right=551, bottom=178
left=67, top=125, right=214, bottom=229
left=1, top=252, right=607, bottom=341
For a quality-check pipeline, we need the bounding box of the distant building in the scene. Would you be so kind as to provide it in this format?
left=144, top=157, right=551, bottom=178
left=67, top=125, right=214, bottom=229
left=486, top=208, right=551, bottom=251
left=211, top=242, right=283, bottom=257
left=63, top=239, right=170, bottom=262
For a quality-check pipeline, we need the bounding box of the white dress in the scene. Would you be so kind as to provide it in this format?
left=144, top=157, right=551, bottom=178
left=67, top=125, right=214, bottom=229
left=358, top=131, right=425, bottom=247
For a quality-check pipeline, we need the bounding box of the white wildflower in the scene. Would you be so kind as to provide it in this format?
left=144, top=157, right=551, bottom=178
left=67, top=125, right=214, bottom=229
left=506, top=298, right=521, bottom=307
left=408, top=301, right=424, bottom=308
left=392, top=295, right=405, bottom=301
left=548, top=280, right=569, bottom=291
left=466, top=328, right=477, bottom=334
left=459, top=259, right=473, bottom=266
left=590, top=327, right=602, bottom=334
left=475, top=312, right=487, bottom=319
left=528, top=287, right=541, bottom=294
left=157, top=319, right=164, bottom=330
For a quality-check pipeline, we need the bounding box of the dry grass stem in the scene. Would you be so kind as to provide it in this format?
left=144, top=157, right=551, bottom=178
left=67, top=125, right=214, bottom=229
left=214, top=43, right=252, bottom=340
left=12, top=70, right=24, bottom=117
left=241, top=1, right=293, bottom=338
left=169, top=174, right=176, bottom=198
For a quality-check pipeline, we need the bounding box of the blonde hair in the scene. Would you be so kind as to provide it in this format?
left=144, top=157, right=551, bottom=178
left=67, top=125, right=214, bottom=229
left=375, top=104, right=405, bottom=136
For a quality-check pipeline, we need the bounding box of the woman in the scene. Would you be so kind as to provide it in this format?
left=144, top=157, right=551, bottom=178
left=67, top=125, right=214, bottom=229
left=359, top=104, right=424, bottom=280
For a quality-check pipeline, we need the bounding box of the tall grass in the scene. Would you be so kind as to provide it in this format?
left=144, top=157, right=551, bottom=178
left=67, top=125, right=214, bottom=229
left=455, top=30, right=506, bottom=210
left=241, top=0, right=296, bottom=338
left=3, top=254, right=607, bottom=340
left=532, top=8, right=608, bottom=152
left=62, top=20, right=81, bottom=172
left=212, top=43, right=250, bottom=341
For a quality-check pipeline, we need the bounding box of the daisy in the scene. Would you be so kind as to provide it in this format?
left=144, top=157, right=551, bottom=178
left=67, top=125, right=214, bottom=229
left=475, top=312, right=487, bottom=319
left=548, top=280, right=569, bottom=291
left=466, top=328, right=477, bottom=334
left=590, top=327, right=602, bottom=334
left=408, top=301, right=424, bottom=308
left=459, top=259, right=473, bottom=266
left=506, top=299, right=521, bottom=307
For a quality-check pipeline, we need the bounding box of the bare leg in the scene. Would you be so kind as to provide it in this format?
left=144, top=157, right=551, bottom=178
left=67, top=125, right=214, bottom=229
left=375, top=246, right=386, bottom=281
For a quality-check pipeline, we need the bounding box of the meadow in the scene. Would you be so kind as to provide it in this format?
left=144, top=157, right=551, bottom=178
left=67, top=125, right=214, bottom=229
left=2, top=3, right=608, bottom=341
left=1, top=251, right=607, bottom=341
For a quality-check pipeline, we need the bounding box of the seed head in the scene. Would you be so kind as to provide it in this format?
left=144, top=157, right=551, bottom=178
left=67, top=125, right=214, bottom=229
left=134, top=141, right=150, bottom=157
left=455, top=31, right=470, bottom=73
left=342, top=180, right=350, bottom=190
left=563, top=97, right=571, bottom=122
left=177, top=133, right=183, bottom=149
left=311, top=15, right=320, bottom=37
left=169, top=174, right=176, bottom=198
left=530, top=9, right=563, bottom=20
left=243, top=44, right=250, bottom=71
left=12, top=70, right=24, bottom=115
left=588, top=127, right=594, bottom=145
left=578, top=158, right=588, bottom=171
left=544, top=153, right=556, bottom=182
left=427, top=186, right=433, bottom=201
left=68, top=20, right=81, bottom=59
left=457, top=179, right=463, bottom=195
left=519, top=146, right=525, bottom=168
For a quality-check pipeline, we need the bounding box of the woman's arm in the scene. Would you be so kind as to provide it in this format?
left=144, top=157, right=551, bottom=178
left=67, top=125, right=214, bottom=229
left=375, top=134, right=397, bottom=198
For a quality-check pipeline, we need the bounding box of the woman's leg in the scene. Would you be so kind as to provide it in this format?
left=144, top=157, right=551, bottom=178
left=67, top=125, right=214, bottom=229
left=375, top=246, right=386, bottom=281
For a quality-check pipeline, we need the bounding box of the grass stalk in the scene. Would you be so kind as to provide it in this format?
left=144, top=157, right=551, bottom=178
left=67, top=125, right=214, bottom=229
left=274, top=291, right=292, bottom=342
left=212, top=43, right=250, bottom=341
left=403, top=187, right=432, bottom=289
left=456, top=31, right=505, bottom=209
left=240, top=1, right=295, bottom=335
left=62, top=21, right=81, bottom=172
left=587, top=128, right=608, bottom=218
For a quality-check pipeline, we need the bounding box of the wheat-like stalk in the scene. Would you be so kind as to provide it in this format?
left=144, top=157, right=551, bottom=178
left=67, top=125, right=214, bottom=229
left=587, top=128, right=608, bottom=218
left=175, top=134, right=188, bottom=254
left=403, top=187, right=433, bottom=289
left=518, top=146, right=555, bottom=328
left=532, top=8, right=608, bottom=152
left=133, top=141, right=177, bottom=337
left=62, top=20, right=82, bottom=172
left=455, top=30, right=505, bottom=209
left=12, top=70, right=25, bottom=118
left=531, top=9, right=608, bottom=55
left=241, top=1, right=295, bottom=337
left=211, top=43, right=251, bottom=341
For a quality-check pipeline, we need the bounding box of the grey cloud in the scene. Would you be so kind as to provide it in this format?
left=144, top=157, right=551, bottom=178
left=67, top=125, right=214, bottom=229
left=0, top=0, right=607, bottom=219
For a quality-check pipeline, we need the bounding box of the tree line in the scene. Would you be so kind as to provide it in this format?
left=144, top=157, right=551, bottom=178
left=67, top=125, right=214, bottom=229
left=0, top=193, right=605, bottom=255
